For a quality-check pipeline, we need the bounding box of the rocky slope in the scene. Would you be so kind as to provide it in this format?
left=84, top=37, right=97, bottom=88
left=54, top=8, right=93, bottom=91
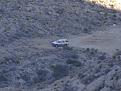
left=0, top=0, right=121, bottom=46
left=0, top=47, right=121, bottom=91
left=0, top=0, right=121, bottom=91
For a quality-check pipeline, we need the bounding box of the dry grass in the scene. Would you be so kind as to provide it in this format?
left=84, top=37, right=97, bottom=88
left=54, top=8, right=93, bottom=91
left=88, top=0, right=121, bottom=10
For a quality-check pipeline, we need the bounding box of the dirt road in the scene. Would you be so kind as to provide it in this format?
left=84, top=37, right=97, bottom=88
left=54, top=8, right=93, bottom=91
left=69, top=25, right=121, bottom=55
left=13, top=25, right=121, bottom=55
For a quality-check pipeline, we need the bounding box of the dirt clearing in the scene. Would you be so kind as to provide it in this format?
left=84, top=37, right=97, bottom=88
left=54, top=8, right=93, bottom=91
left=69, top=25, right=121, bottom=55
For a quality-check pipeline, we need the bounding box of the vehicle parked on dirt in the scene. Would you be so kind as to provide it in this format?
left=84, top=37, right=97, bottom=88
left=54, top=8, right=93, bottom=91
left=51, top=39, right=69, bottom=47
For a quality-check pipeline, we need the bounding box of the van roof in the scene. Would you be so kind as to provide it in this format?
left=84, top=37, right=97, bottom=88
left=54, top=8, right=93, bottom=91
left=58, top=39, right=68, bottom=41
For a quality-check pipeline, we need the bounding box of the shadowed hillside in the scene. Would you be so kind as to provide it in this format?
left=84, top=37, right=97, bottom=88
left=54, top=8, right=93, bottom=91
left=0, top=0, right=121, bottom=91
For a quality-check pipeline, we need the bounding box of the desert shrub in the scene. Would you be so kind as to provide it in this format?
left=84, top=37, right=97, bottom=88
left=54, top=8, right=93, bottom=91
left=50, top=64, right=69, bottom=80
left=0, top=74, right=8, bottom=82
left=66, top=59, right=81, bottom=67
left=55, top=8, right=64, bottom=15
left=63, top=46, right=74, bottom=50
left=34, top=69, right=51, bottom=83
left=0, top=72, right=10, bottom=87
left=21, top=72, right=31, bottom=82
left=112, top=49, right=121, bottom=59
left=0, top=57, right=21, bottom=65
left=81, top=75, right=96, bottom=84
left=63, top=50, right=79, bottom=59
left=71, top=54, right=79, bottom=59
left=98, top=54, right=106, bottom=60
left=20, top=69, right=52, bottom=85
left=83, top=27, right=91, bottom=34
left=63, top=83, right=77, bottom=91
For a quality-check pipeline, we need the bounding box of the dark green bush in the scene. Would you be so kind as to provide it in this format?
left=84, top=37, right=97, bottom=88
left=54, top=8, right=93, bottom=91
left=50, top=64, right=69, bottom=80
left=66, top=59, right=81, bottom=67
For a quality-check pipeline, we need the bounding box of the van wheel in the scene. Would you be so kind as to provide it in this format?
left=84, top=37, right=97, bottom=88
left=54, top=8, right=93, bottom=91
left=64, top=44, right=68, bottom=47
left=63, top=45, right=68, bottom=49
left=55, top=44, right=58, bottom=47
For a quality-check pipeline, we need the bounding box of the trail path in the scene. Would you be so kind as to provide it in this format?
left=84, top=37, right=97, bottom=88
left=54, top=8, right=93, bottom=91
left=6, top=25, right=121, bottom=56
left=69, top=25, right=121, bottom=55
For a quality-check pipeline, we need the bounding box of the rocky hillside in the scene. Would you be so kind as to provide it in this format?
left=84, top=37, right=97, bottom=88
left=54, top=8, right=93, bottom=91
left=0, top=0, right=121, bottom=46
left=0, top=47, right=121, bottom=91
left=0, top=0, right=121, bottom=91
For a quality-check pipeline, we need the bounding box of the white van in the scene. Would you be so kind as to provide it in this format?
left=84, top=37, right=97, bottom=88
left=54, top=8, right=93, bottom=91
left=51, top=39, right=69, bottom=47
